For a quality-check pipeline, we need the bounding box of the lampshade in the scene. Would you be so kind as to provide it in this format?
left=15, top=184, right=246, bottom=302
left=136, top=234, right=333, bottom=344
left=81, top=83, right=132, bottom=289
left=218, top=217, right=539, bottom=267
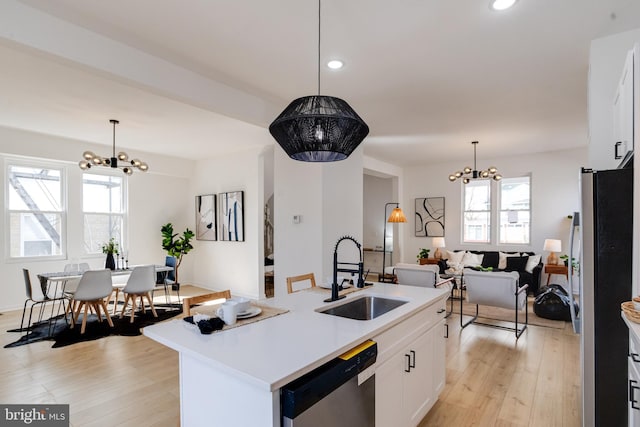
left=432, top=237, right=446, bottom=248
left=269, top=95, right=369, bottom=162
left=268, top=0, right=369, bottom=162
left=543, top=239, right=562, bottom=253
left=387, top=207, right=407, bottom=223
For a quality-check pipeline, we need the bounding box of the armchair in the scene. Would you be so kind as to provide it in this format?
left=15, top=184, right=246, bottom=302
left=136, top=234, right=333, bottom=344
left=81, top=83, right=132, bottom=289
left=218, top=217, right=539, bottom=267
left=461, top=268, right=529, bottom=339
left=394, top=263, right=454, bottom=317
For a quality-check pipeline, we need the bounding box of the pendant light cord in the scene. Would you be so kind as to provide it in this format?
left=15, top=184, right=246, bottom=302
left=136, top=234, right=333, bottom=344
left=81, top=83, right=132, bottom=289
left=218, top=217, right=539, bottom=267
left=112, top=120, right=116, bottom=158
left=473, top=141, right=477, bottom=171
left=318, top=0, right=321, bottom=95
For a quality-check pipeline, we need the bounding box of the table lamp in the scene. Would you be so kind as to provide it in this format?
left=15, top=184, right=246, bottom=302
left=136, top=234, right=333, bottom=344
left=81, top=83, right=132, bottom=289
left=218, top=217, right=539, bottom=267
left=543, top=239, right=561, bottom=265
left=432, top=237, right=446, bottom=259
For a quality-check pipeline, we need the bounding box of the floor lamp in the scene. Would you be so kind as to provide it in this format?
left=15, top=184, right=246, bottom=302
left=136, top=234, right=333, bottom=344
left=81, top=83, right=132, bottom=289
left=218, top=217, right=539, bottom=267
left=382, top=203, right=407, bottom=282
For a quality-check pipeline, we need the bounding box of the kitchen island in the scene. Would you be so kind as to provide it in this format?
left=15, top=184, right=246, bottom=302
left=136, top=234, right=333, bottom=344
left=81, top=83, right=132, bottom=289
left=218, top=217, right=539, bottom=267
left=144, top=283, right=449, bottom=427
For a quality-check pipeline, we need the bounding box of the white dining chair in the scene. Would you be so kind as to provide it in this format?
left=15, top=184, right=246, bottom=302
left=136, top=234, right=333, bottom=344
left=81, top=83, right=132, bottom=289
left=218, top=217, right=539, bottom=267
left=119, top=265, right=158, bottom=323
left=69, top=269, right=114, bottom=334
left=62, top=262, right=91, bottom=318
left=20, top=268, right=67, bottom=341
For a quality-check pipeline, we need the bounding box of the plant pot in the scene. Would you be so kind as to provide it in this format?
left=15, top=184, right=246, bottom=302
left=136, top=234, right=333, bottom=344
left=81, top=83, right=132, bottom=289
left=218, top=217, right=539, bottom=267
left=563, top=260, right=569, bottom=267
left=105, top=253, right=116, bottom=270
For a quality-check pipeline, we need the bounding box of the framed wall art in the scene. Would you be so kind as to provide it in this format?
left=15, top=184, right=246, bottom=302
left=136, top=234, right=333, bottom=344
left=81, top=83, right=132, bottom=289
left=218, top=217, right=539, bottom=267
left=196, top=194, right=217, bottom=241
left=219, top=191, right=244, bottom=241
left=415, top=197, right=445, bottom=237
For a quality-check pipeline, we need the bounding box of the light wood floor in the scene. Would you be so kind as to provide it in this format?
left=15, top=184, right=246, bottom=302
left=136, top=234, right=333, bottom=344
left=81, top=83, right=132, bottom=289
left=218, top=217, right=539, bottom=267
left=1, top=289, right=580, bottom=427
left=419, top=313, right=580, bottom=426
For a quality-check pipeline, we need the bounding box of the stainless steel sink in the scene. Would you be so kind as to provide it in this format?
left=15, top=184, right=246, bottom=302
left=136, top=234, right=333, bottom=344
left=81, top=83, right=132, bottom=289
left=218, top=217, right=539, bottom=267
left=317, top=295, right=408, bottom=320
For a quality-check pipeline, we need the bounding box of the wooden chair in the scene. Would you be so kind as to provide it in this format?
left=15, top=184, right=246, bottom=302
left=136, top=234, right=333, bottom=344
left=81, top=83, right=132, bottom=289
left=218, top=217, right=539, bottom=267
left=286, top=273, right=317, bottom=294
left=182, top=290, right=231, bottom=316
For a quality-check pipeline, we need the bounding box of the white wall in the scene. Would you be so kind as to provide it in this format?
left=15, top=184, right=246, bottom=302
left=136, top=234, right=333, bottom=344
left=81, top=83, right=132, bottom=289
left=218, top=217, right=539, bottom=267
left=274, top=145, right=364, bottom=295
left=0, top=125, right=193, bottom=311
left=402, top=148, right=588, bottom=276
left=589, top=28, right=640, bottom=170
left=363, top=175, right=392, bottom=250
left=190, top=146, right=268, bottom=300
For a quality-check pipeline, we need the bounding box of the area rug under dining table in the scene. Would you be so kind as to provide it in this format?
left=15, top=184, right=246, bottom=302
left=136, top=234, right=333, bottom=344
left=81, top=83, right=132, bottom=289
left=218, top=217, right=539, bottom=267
left=4, top=307, right=181, bottom=348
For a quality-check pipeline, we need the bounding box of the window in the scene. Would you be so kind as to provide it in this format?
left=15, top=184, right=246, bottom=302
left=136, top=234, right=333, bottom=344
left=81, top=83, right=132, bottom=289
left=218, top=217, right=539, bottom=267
left=83, top=173, right=125, bottom=254
left=499, top=176, right=531, bottom=244
left=7, top=164, right=65, bottom=258
left=462, top=180, right=491, bottom=243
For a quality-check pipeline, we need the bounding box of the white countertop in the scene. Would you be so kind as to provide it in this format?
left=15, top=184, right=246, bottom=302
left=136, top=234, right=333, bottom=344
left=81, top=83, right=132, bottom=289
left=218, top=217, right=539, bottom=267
left=143, top=283, right=448, bottom=392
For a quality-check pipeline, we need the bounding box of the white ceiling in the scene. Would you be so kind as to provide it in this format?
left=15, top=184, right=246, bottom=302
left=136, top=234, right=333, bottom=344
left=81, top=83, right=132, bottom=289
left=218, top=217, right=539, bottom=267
left=3, top=0, right=640, bottom=166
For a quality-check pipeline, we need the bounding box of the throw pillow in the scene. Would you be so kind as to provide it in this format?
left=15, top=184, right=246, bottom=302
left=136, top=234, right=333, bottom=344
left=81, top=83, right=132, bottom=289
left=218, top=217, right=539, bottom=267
left=505, top=255, right=529, bottom=272
left=462, top=251, right=484, bottom=267
left=498, top=252, right=520, bottom=269
left=446, top=250, right=465, bottom=275
left=446, top=250, right=465, bottom=265
left=525, top=254, right=541, bottom=273
left=481, top=251, right=499, bottom=269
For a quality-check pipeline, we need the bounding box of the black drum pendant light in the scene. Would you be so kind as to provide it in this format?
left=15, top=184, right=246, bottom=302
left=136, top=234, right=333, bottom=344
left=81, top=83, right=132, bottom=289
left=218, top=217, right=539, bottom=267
left=268, top=0, right=369, bottom=162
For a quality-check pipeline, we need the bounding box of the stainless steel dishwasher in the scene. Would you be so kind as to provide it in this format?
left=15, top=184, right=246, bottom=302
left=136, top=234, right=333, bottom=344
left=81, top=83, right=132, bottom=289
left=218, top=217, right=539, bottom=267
left=281, top=340, right=377, bottom=427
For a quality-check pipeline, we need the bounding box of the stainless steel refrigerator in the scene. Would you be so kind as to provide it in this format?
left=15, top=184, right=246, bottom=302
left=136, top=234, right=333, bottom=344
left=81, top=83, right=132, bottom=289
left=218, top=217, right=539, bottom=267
left=570, top=166, right=633, bottom=426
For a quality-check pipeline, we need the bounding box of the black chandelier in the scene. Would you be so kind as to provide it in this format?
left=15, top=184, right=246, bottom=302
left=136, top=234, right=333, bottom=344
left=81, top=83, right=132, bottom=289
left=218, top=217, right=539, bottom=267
left=268, top=0, right=369, bottom=162
left=448, top=141, right=501, bottom=184
left=79, top=120, right=148, bottom=175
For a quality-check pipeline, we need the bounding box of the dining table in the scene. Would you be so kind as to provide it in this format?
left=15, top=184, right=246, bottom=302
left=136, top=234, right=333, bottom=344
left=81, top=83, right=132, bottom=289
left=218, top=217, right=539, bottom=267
left=37, top=265, right=174, bottom=303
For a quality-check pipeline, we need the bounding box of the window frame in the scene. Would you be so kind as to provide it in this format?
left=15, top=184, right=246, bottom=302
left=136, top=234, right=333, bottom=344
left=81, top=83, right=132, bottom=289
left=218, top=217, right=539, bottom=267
left=461, top=179, right=491, bottom=244
left=497, top=175, right=532, bottom=246
left=459, top=174, right=533, bottom=246
left=81, top=170, right=128, bottom=256
left=5, top=157, right=67, bottom=262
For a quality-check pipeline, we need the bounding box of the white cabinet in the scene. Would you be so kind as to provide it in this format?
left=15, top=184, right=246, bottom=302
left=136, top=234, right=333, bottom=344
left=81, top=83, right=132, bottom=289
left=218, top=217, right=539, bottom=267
left=432, top=320, right=446, bottom=396
left=375, top=300, right=447, bottom=427
left=612, top=48, right=635, bottom=166
left=630, top=331, right=640, bottom=426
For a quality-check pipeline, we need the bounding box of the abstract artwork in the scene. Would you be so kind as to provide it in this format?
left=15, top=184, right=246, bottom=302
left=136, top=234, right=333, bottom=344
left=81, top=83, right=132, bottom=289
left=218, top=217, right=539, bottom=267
left=219, top=191, right=244, bottom=242
left=196, top=194, right=216, bottom=241
left=415, top=197, right=445, bottom=237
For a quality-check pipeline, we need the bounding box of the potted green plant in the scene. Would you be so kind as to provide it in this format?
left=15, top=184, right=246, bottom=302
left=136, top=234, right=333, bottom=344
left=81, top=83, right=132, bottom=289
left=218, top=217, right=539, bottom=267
left=161, top=223, right=195, bottom=286
left=416, top=248, right=430, bottom=263
left=101, top=237, right=119, bottom=270
left=559, top=254, right=579, bottom=272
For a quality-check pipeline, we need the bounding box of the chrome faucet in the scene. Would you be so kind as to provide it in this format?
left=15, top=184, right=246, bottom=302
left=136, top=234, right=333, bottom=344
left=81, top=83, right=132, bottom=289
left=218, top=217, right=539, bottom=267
left=326, top=236, right=364, bottom=303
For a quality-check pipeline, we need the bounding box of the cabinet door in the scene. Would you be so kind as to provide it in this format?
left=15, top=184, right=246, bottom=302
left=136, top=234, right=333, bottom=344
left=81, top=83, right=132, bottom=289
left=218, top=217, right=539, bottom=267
left=404, top=330, right=434, bottom=426
left=432, top=320, right=446, bottom=397
left=376, top=351, right=405, bottom=427
left=613, top=49, right=634, bottom=163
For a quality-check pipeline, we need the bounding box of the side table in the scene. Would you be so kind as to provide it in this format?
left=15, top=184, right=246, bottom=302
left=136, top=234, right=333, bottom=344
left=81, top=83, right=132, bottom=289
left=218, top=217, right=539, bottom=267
left=545, top=264, right=568, bottom=286
left=419, top=258, right=440, bottom=265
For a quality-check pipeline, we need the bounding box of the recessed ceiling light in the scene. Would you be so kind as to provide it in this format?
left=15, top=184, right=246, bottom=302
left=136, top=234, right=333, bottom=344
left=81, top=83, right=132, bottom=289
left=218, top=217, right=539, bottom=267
left=490, top=0, right=517, bottom=11
left=327, top=60, right=344, bottom=70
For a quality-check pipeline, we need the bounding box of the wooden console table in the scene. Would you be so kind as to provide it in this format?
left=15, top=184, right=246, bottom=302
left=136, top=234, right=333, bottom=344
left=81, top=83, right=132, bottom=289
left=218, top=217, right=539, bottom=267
left=418, top=258, right=440, bottom=265
left=545, top=264, right=568, bottom=286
